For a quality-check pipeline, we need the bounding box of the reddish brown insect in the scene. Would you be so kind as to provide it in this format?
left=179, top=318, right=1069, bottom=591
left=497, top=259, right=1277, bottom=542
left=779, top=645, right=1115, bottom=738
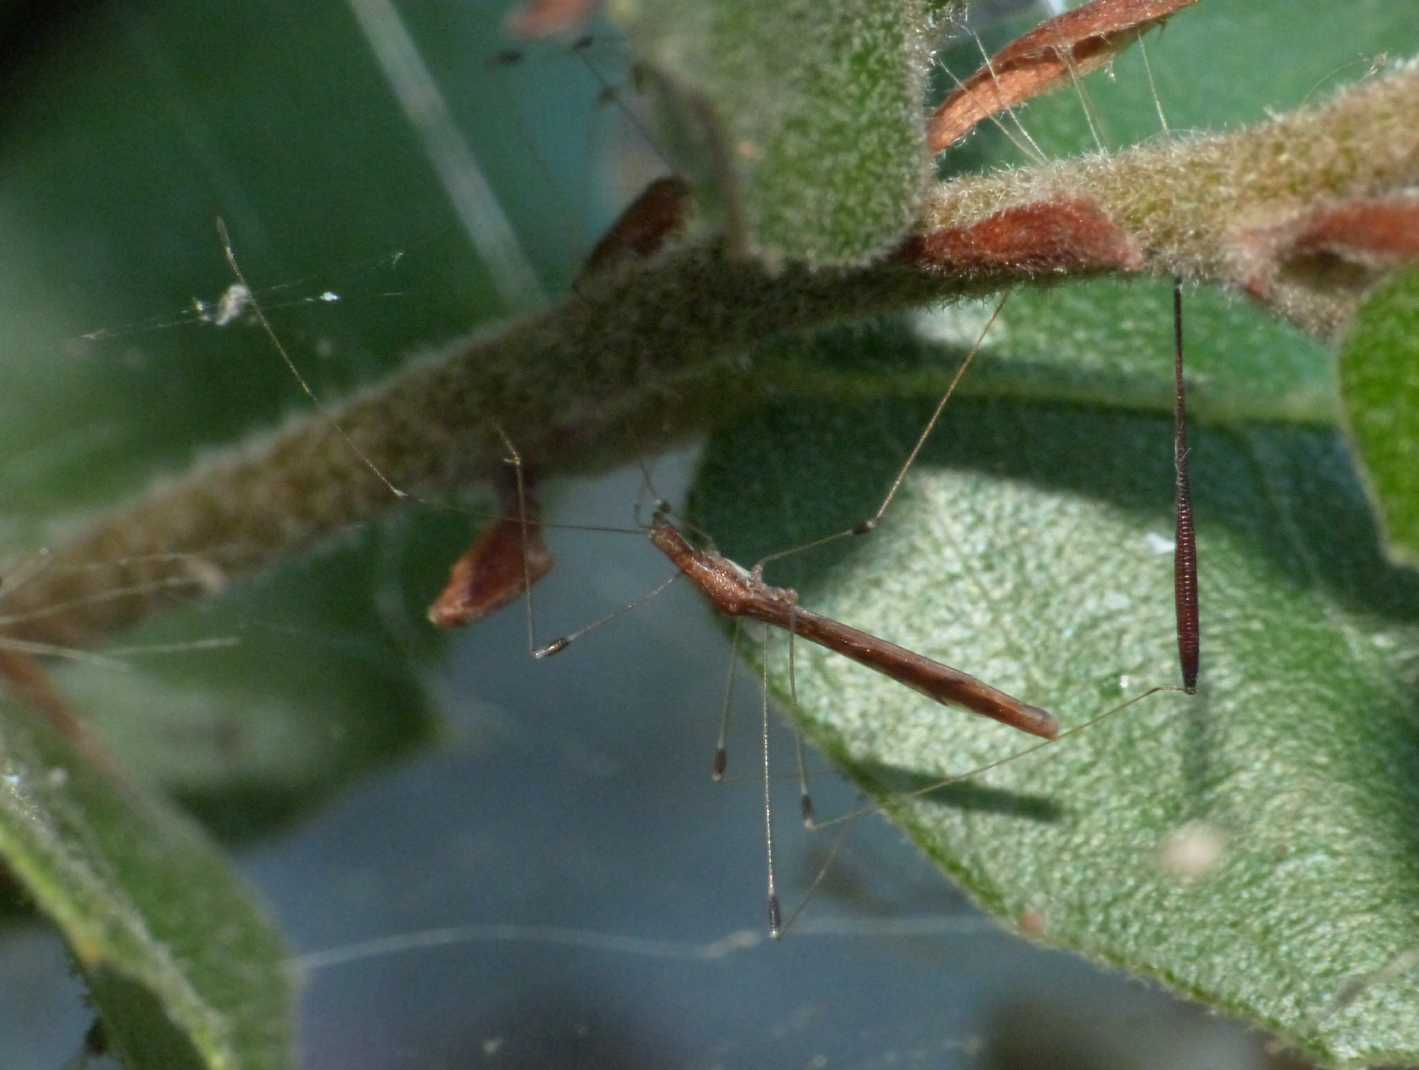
left=646, top=521, right=1059, bottom=745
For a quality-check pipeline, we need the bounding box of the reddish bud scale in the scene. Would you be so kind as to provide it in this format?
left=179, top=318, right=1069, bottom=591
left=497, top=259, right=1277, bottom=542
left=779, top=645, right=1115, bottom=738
left=428, top=469, right=555, bottom=629
left=577, top=176, right=695, bottom=284
left=929, top=0, right=1199, bottom=152
left=504, top=0, right=601, bottom=40
left=901, top=200, right=1143, bottom=276
left=1285, top=197, right=1419, bottom=268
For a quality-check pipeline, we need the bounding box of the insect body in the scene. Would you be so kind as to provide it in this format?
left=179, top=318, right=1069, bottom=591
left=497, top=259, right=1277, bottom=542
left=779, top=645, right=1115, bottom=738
left=647, top=517, right=1059, bottom=741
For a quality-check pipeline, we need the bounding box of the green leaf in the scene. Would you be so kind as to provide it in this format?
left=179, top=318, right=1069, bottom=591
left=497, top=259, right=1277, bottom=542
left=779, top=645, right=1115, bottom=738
left=0, top=697, right=294, bottom=1069
left=1340, top=269, right=1419, bottom=567
left=765, top=281, right=1336, bottom=425
left=694, top=374, right=1419, bottom=1068
left=690, top=5, right=1419, bottom=1067
left=614, top=0, right=933, bottom=267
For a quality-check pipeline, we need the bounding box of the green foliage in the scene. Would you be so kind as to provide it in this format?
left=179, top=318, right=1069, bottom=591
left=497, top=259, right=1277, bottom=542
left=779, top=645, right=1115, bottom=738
left=697, top=331, right=1419, bottom=1067
left=616, top=0, right=934, bottom=266
left=0, top=697, right=293, bottom=1068
left=1341, top=269, right=1419, bottom=567
left=685, top=6, right=1419, bottom=1067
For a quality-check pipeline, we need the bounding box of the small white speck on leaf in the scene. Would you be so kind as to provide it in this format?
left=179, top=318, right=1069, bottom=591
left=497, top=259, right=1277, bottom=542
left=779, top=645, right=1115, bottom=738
left=1159, top=820, right=1227, bottom=881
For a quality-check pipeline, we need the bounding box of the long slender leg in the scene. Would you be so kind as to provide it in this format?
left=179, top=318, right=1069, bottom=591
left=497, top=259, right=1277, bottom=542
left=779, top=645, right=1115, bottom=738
left=712, top=620, right=740, bottom=781
left=463, top=427, right=680, bottom=659
left=1172, top=281, right=1200, bottom=693
left=787, top=616, right=815, bottom=828
left=762, top=626, right=782, bottom=939
left=495, top=424, right=541, bottom=658
left=752, top=291, right=1012, bottom=576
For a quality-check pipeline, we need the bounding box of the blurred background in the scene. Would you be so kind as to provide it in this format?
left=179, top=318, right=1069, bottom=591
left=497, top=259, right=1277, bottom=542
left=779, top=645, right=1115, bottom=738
left=0, top=1, right=1386, bottom=1065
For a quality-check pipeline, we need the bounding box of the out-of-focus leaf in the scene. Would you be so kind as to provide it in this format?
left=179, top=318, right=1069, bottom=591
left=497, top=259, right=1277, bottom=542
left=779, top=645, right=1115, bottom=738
left=1340, top=268, right=1419, bottom=567
left=614, top=0, right=932, bottom=267
left=0, top=0, right=579, bottom=838
left=53, top=528, right=448, bottom=840
left=0, top=696, right=293, bottom=1069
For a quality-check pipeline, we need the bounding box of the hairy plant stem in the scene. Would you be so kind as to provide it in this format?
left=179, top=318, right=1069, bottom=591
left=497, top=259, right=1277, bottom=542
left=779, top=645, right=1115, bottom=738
left=5, top=60, right=1417, bottom=651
